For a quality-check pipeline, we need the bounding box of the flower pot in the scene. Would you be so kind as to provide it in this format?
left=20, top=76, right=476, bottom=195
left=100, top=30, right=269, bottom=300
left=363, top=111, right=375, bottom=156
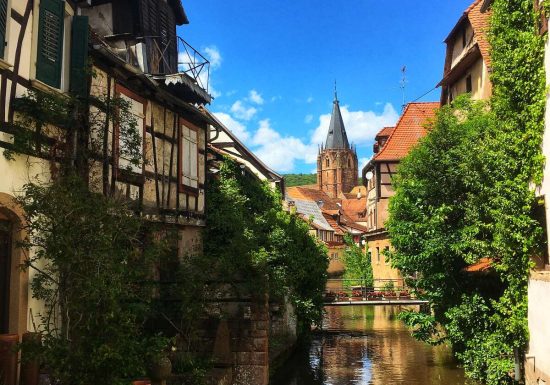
left=0, top=334, right=19, bottom=385
left=147, top=356, right=172, bottom=385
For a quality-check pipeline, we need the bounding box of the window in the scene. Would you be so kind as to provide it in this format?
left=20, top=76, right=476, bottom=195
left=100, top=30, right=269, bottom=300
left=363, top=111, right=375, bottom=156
left=0, top=0, right=9, bottom=60
left=326, top=158, right=330, bottom=167
left=35, top=1, right=88, bottom=92
left=180, top=121, right=199, bottom=189
left=348, top=158, right=351, bottom=167
left=36, top=0, right=65, bottom=88
left=116, top=85, right=145, bottom=173
left=466, top=75, right=473, bottom=93
left=376, top=247, right=380, bottom=264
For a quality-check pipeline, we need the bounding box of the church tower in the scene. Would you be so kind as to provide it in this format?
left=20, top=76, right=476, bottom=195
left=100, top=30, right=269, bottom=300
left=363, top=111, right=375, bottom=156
left=317, top=89, right=358, bottom=198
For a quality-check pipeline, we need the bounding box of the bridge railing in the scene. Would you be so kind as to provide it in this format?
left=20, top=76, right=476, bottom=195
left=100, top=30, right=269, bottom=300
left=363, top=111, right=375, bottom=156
left=324, top=278, right=413, bottom=302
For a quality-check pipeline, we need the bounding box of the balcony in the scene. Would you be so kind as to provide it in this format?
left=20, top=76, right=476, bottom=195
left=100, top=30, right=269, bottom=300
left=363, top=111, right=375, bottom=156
left=116, top=35, right=212, bottom=105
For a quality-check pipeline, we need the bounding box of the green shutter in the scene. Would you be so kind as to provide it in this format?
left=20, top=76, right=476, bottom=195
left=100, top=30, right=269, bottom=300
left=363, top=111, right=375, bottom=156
left=36, top=0, right=64, bottom=88
left=0, top=0, right=8, bottom=58
left=69, top=15, right=88, bottom=97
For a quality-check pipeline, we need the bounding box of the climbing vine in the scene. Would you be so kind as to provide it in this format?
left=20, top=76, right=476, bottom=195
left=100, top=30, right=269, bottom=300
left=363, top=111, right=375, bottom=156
left=203, top=158, right=329, bottom=334
left=387, top=1, right=547, bottom=383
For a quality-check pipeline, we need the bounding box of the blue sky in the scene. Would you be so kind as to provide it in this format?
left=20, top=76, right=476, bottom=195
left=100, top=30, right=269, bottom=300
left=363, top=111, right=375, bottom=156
left=178, top=1, right=474, bottom=174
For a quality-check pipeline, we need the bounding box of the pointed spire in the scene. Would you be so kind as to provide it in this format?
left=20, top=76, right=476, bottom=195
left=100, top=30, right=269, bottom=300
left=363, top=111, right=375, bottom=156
left=325, top=84, right=350, bottom=149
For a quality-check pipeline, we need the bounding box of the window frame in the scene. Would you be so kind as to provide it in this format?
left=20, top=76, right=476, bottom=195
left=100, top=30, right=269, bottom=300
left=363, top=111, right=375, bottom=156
left=178, top=117, right=200, bottom=194
left=466, top=74, right=473, bottom=94
left=31, top=0, right=77, bottom=92
left=0, top=0, right=11, bottom=63
left=113, top=84, right=147, bottom=175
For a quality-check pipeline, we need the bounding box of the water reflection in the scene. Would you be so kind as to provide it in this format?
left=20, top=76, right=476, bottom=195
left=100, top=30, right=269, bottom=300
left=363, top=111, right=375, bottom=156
left=272, top=306, right=475, bottom=385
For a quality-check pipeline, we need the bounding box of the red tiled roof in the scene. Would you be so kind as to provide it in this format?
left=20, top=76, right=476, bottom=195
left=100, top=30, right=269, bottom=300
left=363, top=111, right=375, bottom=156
left=463, top=257, right=493, bottom=272
left=376, top=126, right=395, bottom=138
left=286, top=186, right=341, bottom=210
left=467, top=0, right=491, bottom=67
left=373, top=102, right=439, bottom=162
left=341, top=198, right=367, bottom=222
left=322, top=213, right=345, bottom=235
left=446, top=0, right=491, bottom=67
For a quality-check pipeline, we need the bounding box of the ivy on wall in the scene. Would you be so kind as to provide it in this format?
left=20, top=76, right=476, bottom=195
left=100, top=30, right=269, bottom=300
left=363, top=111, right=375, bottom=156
left=386, top=0, right=547, bottom=383
left=204, top=158, right=329, bottom=335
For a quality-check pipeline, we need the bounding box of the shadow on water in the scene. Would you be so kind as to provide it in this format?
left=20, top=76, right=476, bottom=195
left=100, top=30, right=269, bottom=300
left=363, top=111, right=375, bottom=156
left=271, top=305, right=478, bottom=385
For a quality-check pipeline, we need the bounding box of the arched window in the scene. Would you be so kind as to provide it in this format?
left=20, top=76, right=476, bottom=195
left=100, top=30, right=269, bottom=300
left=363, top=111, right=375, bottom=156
left=326, top=158, right=330, bottom=167
left=348, top=158, right=351, bottom=167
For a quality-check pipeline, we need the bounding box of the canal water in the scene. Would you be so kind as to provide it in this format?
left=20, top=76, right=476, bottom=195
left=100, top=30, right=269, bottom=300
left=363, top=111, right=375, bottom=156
left=272, top=305, right=475, bottom=385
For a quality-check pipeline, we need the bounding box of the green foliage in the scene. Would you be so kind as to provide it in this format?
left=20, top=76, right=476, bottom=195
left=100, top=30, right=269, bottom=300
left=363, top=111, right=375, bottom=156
left=387, top=3, right=548, bottom=382
left=5, top=88, right=143, bottom=172
left=18, top=175, right=169, bottom=385
left=387, top=91, right=545, bottom=383
left=283, top=173, right=317, bottom=187
left=342, top=234, right=373, bottom=288
left=205, top=159, right=328, bottom=333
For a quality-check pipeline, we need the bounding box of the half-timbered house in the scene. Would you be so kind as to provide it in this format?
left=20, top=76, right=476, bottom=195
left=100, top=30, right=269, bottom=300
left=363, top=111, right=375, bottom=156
left=362, top=102, right=439, bottom=282
left=0, top=0, right=213, bottom=370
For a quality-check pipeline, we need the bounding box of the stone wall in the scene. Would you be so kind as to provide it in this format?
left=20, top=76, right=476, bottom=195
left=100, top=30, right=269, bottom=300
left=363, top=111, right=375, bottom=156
left=317, top=149, right=358, bottom=198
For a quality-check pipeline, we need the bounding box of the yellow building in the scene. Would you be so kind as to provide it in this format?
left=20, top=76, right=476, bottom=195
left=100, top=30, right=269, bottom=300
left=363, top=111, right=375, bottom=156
left=362, top=103, right=439, bottom=284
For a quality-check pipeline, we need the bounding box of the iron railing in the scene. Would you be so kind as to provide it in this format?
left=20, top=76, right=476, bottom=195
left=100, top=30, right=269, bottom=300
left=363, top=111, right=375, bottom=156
left=324, top=278, right=412, bottom=302
left=118, top=35, right=210, bottom=95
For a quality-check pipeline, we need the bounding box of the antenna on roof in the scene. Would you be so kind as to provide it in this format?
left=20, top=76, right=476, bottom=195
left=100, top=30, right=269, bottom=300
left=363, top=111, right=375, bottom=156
left=400, top=66, right=407, bottom=111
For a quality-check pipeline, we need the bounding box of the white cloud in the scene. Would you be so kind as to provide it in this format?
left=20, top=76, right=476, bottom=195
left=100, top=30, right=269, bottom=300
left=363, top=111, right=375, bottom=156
left=251, top=120, right=318, bottom=172
left=248, top=90, right=264, bottom=105
left=311, top=103, right=399, bottom=146
left=213, top=112, right=250, bottom=142
left=307, top=96, right=314, bottom=103
left=203, top=46, right=222, bottom=69
left=359, top=157, right=370, bottom=169
left=230, top=100, right=257, bottom=121
left=304, top=114, right=313, bottom=124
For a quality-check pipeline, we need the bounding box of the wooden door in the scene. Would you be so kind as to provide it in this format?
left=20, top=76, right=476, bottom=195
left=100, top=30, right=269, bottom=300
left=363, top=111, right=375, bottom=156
left=0, top=220, right=11, bottom=333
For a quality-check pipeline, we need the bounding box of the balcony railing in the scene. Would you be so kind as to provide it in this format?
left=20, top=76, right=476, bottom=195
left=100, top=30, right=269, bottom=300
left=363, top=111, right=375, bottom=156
left=117, top=35, right=211, bottom=100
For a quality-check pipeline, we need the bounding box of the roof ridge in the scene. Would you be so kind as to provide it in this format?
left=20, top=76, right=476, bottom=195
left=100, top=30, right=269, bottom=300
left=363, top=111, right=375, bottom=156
left=465, top=0, right=483, bottom=14
left=373, top=102, right=439, bottom=161
left=374, top=104, right=412, bottom=160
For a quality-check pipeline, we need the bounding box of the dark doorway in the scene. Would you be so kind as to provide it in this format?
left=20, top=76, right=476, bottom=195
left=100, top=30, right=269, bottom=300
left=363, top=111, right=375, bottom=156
left=0, top=219, right=11, bottom=334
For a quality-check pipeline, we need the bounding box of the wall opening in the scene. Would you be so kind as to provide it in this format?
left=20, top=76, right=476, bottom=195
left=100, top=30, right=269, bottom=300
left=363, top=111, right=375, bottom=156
left=0, top=217, right=12, bottom=334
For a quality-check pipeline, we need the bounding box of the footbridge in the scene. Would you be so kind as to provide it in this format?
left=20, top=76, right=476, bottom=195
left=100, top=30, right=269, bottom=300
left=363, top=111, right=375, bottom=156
left=323, top=278, right=429, bottom=307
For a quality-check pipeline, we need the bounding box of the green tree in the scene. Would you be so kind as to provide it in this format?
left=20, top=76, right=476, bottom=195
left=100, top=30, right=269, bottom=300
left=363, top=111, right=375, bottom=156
left=204, top=158, right=329, bottom=334
left=342, top=234, right=373, bottom=288
left=18, top=175, right=169, bottom=385
left=387, top=95, right=544, bottom=384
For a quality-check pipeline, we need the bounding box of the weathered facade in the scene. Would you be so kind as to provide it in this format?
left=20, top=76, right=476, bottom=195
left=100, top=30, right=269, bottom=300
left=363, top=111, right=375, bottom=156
left=317, top=92, right=358, bottom=199
left=439, top=0, right=492, bottom=105
left=362, top=102, right=439, bottom=282
left=0, top=0, right=212, bottom=383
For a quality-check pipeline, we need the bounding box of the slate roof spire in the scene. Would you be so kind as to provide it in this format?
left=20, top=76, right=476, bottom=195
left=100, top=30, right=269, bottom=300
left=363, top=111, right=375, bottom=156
left=325, top=85, right=350, bottom=149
